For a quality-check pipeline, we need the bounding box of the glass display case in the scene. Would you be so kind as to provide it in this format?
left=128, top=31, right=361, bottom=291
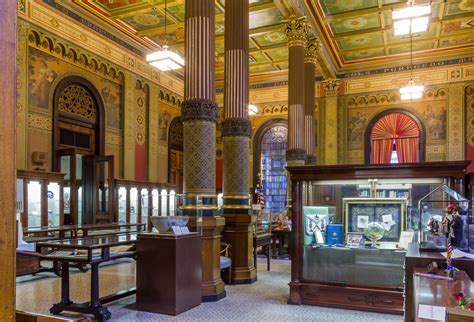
left=418, top=184, right=469, bottom=251
left=286, top=162, right=470, bottom=314
left=114, top=179, right=176, bottom=229
left=16, top=170, right=65, bottom=228
left=149, top=194, right=203, bottom=236
left=255, top=208, right=272, bottom=235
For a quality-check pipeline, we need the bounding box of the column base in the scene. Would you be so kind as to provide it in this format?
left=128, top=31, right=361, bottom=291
left=200, top=216, right=226, bottom=301
left=288, top=281, right=302, bottom=305
left=222, top=213, right=257, bottom=285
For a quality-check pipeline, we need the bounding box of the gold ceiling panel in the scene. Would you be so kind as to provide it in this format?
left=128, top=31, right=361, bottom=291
left=305, top=0, right=474, bottom=71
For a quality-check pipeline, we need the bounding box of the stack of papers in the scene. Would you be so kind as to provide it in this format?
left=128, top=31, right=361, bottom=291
left=440, top=249, right=474, bottom=259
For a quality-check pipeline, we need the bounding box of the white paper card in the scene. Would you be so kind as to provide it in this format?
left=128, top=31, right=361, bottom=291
left=172, top=226, right=183, bottom=235
left=314, top=230, right=324, bottom=244
left=252, top=204, right=261, bottom=210
left=398, top=231, right=414, bottom=249
left=382, top=214, right=393, bottom=223
left=180, top=226, right=190, bottom=234
left=418, top=304, right=446, bottom=322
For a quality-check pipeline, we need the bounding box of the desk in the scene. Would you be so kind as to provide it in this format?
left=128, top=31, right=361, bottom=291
left=413, top=268, right=474, bottom=322
left=254, top=233, right=272, bottom=271
left=37, top=234, right=137, bottom=321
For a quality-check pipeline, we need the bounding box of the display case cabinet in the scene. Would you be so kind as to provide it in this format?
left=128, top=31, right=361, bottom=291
left=114, top=179, right=176, bottom=229
left=286, top=161, right=470, bottom=314
left=17, top=170, right=65, bottom=228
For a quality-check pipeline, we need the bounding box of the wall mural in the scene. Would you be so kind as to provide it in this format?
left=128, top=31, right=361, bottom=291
left=158, top=108, right=171, bottom=142
left=27, top=46, right=123, bottom=129
left=345, top=91, right=447, bottom=162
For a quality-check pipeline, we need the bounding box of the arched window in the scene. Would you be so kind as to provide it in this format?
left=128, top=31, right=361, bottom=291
left=369, top=112, right=421, bottom=164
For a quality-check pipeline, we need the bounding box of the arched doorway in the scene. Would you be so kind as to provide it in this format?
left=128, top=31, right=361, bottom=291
left=253, top=119, right=288, bottom=213
left=365, top=110, right=425, bottom=164
left=52, top=76, right=114, bottom=225
left=168, top=117, right=183, bottom=193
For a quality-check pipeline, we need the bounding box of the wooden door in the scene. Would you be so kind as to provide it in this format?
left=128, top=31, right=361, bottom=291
left=169, top=148, right=183, bottom=194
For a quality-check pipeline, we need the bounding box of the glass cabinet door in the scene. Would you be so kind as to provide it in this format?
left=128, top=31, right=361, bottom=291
left=152, top=189, right=159, bottom=216
left=141, top=188, right=149, bottom=227
left=118, top=187, right=127, bottom=223
left=169, top=190, right=176, bottom=215
left=161, top=189, right=168, bottom=216
left=47, top=182, right=61, bottom=227
left=27, top=181, right=42, bottom=228
left=130, top=188, right=138, bottom=224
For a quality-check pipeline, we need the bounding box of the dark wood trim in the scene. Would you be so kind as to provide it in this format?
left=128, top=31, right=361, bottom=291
left=287, top=161, right=469, bottom=184
left=252, top=118, right=288, bottom=187
left=52, top=75, right=106, bottom=171
left=287, top=161, right=470, bottom=314
left=364, top=108, right=426, bottom=164
left=168, top=117, right=183, bottom=186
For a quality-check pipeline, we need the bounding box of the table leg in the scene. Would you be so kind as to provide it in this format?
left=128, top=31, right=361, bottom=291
left=50, top=261, right=71, bottom=315
left=272, top=235, right=277, bottom=259
left=267, top=242, right=270, bottom=271
left=90, top=263, right=111, bottom=321
left=278, top=235, right=283, bottom=256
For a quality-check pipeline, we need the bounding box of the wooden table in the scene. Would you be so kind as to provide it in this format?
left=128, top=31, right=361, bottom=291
left=405, top=243, right=474, bottom=322
left=413, top=268, right=474, bottom=322
left=37, top=234, right=137, bottom=321
left=254, top=233, right=272, bottom=271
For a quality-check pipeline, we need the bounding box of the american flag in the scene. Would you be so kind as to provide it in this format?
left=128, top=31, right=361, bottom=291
left=257, top=189, right=265, bottom=209
left=446, top=229, right=453, bottom=273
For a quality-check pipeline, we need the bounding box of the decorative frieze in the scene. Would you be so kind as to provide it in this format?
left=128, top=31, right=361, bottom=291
left=221, top=119, right=251, bottom=137
left=181, top=99, right=218, bottom=123
left=286, top=148, right=306, bottom=161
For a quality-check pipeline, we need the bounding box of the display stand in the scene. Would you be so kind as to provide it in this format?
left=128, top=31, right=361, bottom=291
left=136, top=232, right=202, bottom=315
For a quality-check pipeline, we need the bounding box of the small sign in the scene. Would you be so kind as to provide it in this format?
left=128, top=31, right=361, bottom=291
left=398, top=231, right=414, bottom=249
left=418, top=304, right=446, bottom=322
left=346, top=232, right=365, bottom=248
left=180, top=226, right=190, bottom=234
left=172, top=226, right=183, bottom=235
left=252, top=204, right=261, bottom=210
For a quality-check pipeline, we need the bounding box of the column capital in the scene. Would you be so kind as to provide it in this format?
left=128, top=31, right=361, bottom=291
left=221, top=118, right=251, bottom=137
left=304, top=36, right=321, bottom=64
left=181, top=99, right=218, bottom=123
left=322, top=78, right=342, bottom=96
left=282, top=16, right=309, bottom=47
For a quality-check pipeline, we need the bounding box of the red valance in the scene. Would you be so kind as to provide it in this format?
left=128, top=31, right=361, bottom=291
left=371, top=113, right=420, bottom=164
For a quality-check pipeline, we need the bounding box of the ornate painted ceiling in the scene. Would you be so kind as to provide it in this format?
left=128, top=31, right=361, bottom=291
left=305, top=0, right=474, bottom=71
left=50, top=0, right=473, bottom=81
left=72, top=0, right=291, bottom=81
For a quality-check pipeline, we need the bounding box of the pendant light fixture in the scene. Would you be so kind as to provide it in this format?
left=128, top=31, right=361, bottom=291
left=400, top=33, right=424, bottom=100
left=392, top=0, right=431, bottom=36
left=146, top=0, right=184, bottom=71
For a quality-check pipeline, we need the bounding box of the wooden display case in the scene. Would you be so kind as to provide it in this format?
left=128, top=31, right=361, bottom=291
left=114, top=179, right=176, bottom=229
left=17, top=170, right=65, bottom=228
left=286, top=161, right=470, bottom=314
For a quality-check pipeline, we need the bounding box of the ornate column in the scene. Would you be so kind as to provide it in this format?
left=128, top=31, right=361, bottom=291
left=221, top=0, right=256, bottom=285
left=304, top=36, right=319, bottom=165
left=183, top=0, right=225, bottom=301
left=321, top=79, right=341, bottom=165
left=283, top=17, right=308, bottom=166
left=0, top=0, right=17, bottom=319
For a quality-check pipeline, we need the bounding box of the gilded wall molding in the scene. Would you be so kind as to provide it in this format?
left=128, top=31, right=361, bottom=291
left=467, top=86, right=474, bottom=147
left=105, top=131, right=122, bottom=146
left=158, top=89, right=183, bottom=108
left=28, top=29, right=124, bottom=83
left=447, top=84, right=465, bottom=161
left=17, top=19, right=30, bottom=169
left=322, top=79, right=341, bottom=96
left=28, top=113, right=52, bottom=131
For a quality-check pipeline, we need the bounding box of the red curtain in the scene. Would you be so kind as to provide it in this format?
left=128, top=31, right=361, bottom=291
left=371, top=113, right=420, bottom=164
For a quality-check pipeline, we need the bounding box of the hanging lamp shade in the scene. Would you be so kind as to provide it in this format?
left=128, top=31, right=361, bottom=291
left=146, top=45, right=184, bottom=71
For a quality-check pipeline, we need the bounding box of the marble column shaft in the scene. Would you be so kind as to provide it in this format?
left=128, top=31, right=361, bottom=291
left=222, top=0, right=256, bottom=285
left=183, top=0, right=217, bottom=202
left=304, top=37, right=319, bottom=165
left=183, top=0, right=225, bottom=302
left=283, top=17, right=308, bottom=165
left=223, top=0, right=251, bottom=210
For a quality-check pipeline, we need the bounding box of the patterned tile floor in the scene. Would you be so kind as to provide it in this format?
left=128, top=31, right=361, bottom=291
left=17, top=258, right=404, bottom=321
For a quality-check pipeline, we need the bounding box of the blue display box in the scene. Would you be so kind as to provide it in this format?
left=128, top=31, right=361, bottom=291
left=326, top=224, right=343, bottom=245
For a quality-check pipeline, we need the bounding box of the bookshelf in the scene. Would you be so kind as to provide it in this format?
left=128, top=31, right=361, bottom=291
left=261, top=126, right=288, bottom=214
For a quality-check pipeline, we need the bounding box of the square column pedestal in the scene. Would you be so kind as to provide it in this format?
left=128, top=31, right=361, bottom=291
left=136, top=233, right=202, bottom=315
left=222, top=214, right=257, bottom=284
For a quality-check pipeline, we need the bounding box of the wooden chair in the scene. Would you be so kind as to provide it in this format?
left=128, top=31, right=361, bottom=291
left=220, top=242, right=232, bottom=284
